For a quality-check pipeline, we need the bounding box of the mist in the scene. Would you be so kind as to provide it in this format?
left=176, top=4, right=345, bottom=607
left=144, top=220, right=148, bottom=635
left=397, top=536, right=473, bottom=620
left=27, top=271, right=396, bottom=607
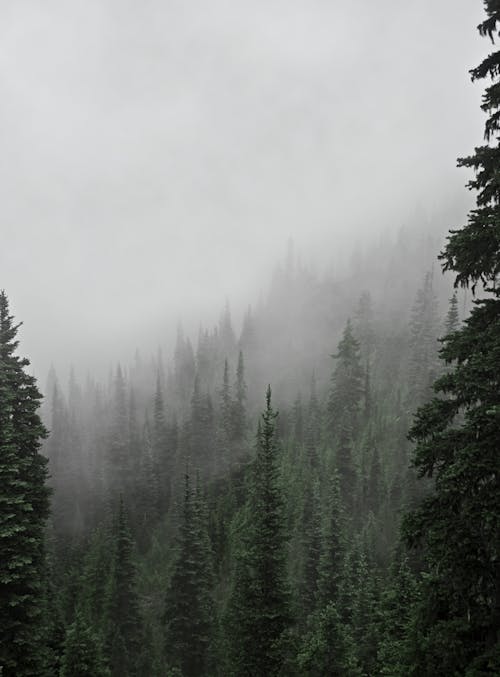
left=1, top=0, right=486, bottom=380
left=3, top=2, right=499, bottom=675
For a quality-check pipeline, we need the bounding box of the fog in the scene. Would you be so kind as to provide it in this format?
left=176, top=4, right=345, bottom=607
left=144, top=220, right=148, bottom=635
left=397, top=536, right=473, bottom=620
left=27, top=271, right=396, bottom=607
left=1, top=0, right=486, bottom=379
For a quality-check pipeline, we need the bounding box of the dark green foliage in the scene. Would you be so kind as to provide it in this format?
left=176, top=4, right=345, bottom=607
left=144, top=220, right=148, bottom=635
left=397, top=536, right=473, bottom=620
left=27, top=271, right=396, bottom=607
left=79, top=525, right=114, bottom=635
left=164, top=471, right=215, bottom=676
left=9, top=21, right=499, bottom=666
left=227, top=387, right=291, bottom=676
left=296, top=603, right=360, bottom=676
left=216, top=359, right=232, bottom=475
left=299, top=477, right=322, bottom=616
left=440, top=2, right=500, bottom=294
left=403, top=6, right=500, bottom=674
left=444, top=291, right=460, bottom=334
left=317, top=471, right=345, bottom=608
left=220, top=358, right=232, bottom=440
left=350, top=541, right=381, bottom=675
left=60, top=611, right=109, bottom=677
left=106, top=498, right=143, bottom=676
left=378, top=550, right=418, bottom=676
left=403, top=297, right=500, bottom=674
left=0, top=291, right=50, bottom=677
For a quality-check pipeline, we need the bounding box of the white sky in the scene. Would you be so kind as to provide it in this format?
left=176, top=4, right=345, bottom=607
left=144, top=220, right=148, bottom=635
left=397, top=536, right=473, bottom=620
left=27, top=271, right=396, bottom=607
left=0, top=0, right=487, bottom=379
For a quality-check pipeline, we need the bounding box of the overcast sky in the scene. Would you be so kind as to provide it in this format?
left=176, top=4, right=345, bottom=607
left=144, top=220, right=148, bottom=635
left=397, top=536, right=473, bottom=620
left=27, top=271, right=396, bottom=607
left=0, top=0, right=487, bottom=380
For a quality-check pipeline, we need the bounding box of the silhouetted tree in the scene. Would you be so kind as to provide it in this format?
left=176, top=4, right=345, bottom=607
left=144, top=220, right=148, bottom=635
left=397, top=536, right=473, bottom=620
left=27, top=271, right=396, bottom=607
left=0, top=291, right=50, bottom=676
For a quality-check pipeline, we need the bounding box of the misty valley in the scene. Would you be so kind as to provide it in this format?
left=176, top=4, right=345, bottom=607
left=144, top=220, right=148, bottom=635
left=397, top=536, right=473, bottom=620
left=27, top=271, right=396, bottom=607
left=1, top=1, right=499, bottom=676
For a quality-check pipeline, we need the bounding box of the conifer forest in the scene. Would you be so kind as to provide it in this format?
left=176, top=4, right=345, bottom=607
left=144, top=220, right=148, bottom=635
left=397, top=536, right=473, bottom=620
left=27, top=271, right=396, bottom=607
left=1, top=1, right=499, bottom=676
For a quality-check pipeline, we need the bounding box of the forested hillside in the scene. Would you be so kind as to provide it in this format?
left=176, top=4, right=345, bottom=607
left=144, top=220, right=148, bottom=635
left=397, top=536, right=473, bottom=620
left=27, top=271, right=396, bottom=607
left=1, top=1, right=499, bottom=676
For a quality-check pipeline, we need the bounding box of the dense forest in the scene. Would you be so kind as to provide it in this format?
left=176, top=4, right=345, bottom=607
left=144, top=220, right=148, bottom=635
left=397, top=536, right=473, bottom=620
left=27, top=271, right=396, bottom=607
left=1, top=2, right=499, bottom=676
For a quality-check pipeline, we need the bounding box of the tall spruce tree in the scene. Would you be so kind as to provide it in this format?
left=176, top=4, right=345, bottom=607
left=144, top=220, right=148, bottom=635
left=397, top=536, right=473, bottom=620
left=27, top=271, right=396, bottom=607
left=444, top=291, right=460, bottom=335
left=327, top=320, right=363, bottom=507
left=403, top=4, right=500, bottom=673
left=317, top=471, right=345, bottom=608
left=0, top=291, right=51, bottom=677
left=163, top=471, right=215, bottom=677
left=227, top=386, right=291, bottom=676
left=106, top=497, right=143, bottom=676
left=60, top=610, right=109, bottom=677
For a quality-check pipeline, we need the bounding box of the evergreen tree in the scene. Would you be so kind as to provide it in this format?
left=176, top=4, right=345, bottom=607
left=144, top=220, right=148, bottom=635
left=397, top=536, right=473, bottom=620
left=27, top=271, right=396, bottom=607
left=317, top=471, right=345, bottom=608
left=79, top=524, right=114, bottom=638
left=403, top=5, right=500, bottom=673
left=327, top=320, right=363, bottom=507
left=231, top=350, right=247, bottom=444
left=350, top=541, right=381, bottom=676
left=60, top=611, right=109, bottom=677
left=296, top=603, right=360, bottom=677
left=408, top=271, right=440, bottom=407
left=444, top=291, right=460, bottom=334
left=300, top=477, right=322, bottom=617
left=153, top=373, right=171, bottom=512
left=135, top=417, right=160, bottom=543
left=378, top=549, right=418, bottom=676
left=227, top=387, right=291, bottom=676
left=220, top=358, right=232, bottom=440
left=107, top=365, right=129, bottom=497
left=0, top=291, right=51, bottom=677
left=304, top=372, right=321, bottom=470
left=106, top=498, right=143, bottom=676
left=188, top=375, right=215, bottom=471
left=163, top=471, right=215, bottom=677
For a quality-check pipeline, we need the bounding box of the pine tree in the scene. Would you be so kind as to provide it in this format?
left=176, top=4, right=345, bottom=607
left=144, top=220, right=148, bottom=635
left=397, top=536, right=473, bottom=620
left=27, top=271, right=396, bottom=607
left=317, top=471, right=345, bottom=607
left=106, top=498, right=143, bottom=676
left=227, top=387, right=291, bottom=676
left=60, top=611, right=109, bottom=677
left=300, top=477, right=322, bottom=617
left=220, top=359, right=232, bottom=439
left=378, top=549, right=418, bottom=676
left=444, top=291, right=460, bottom=334
left=296, top=602, right=360, bottom=677
left=0, top=291, right=51, bottom=677
left=304, top=372, right=321, bottom=470
left=153, top=373, right=171, bottom=512
left=403, top=5, right=500, bottom=673
left=293, top=394, right=304, bottom=445
left=79, top=524, right=114, bottom=639
left=327, top=320, right=363, bottom=507
left=163, top=471, right=215, bottom=677
left=216, top=359, right=233, bottom=474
